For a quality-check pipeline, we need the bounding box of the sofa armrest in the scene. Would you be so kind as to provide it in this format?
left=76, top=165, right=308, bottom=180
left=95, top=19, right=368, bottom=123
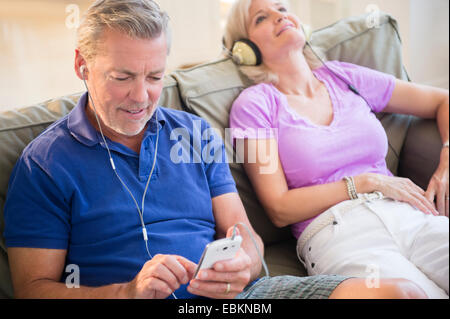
left=398, top=117, right=442, bottom=190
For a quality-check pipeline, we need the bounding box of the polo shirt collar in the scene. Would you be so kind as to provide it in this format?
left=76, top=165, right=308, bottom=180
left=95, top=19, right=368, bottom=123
left=68, top=92, right=166, bottom=147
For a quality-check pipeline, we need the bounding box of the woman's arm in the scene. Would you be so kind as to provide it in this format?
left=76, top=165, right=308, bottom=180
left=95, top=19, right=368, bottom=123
left=384, top=79, right=449, bottom=216
left=241, top=139, right=371, bottom=227
left=384, top=79, right=448, bottom=141
left=242, top=139, right=439, bottom=228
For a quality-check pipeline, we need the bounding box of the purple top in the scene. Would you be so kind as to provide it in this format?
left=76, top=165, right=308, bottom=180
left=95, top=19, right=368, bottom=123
left=229, top=61, right=396, bottom=238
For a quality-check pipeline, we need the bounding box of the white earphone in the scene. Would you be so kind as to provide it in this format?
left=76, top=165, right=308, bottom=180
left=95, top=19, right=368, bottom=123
left=79, top=65, right=86, bottom=79
left=78, top=63, right=171, bottom=297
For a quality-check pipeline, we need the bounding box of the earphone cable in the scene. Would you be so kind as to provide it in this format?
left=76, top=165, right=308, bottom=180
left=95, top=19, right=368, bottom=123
left=231, top=222, right=270, bottom=278
left=306, top=42, right=401, bottom=160
left=82, top=79, right=145, bottom=222
left=82, top=77, right=177, bottom=299
left=141, top=116, right=160, bottom=218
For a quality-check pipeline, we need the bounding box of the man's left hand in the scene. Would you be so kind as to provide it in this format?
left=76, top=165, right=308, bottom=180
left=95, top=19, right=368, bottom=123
left=187, top=246, right=252, bottom=299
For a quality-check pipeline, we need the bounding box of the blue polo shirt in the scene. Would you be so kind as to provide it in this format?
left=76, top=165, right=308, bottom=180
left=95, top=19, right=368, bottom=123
left=4, top=93, right=237, bottom=299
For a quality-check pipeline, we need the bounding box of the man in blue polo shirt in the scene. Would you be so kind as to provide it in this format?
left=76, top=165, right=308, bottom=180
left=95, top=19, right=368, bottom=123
left=4, top=0, right=424, bottom=300
left=4, top=0, right=264, bottom=299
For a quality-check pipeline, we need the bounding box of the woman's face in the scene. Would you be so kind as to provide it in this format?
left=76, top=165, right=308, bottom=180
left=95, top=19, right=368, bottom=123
left=246, top=0, right=305, bottom=64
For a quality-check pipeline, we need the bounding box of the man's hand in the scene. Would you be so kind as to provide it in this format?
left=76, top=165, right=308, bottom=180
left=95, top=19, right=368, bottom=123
left=187, top=228, right=252, bottom=299
left=125, top=254, right=197, bottom=299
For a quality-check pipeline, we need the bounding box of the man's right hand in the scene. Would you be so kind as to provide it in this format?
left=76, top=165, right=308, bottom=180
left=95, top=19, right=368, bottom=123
left=125, top=254, right=197, bottom=299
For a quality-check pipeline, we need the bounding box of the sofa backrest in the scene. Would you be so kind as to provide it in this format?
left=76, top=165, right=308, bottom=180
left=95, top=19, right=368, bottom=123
left=0, top=12, right=411, bottom=298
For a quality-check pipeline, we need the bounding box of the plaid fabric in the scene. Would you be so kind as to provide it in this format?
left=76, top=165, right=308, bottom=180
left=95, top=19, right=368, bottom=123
left=236, top=275, right=350, bottom=299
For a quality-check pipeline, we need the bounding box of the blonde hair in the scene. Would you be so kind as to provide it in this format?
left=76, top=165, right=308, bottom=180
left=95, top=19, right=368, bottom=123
left=77, top=0, right=171, bottom=62
left=223, top=0, right=321, bottom=84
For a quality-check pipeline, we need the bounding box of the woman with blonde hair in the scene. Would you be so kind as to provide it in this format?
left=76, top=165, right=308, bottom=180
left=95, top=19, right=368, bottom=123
left=225, top=0, right=449, bottom=298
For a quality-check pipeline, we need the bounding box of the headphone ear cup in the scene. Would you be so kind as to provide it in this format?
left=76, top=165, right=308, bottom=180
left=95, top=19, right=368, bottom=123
left=231, top=39, right=262, bottom=66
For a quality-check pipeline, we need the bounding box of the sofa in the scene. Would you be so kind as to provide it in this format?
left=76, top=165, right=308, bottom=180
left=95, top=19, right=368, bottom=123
left=0, top=13, right=442, bottom=299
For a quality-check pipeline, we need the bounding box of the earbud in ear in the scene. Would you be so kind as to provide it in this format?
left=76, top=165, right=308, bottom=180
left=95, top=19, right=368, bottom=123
left=231, top=39, right=262, bottom=66
left=80, top=65, right=86, bottom=79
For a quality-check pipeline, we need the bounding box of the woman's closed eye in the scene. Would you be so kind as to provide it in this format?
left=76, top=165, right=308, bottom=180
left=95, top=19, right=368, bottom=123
left=255, top=15, right=266, bottom=25
left=255, top=7, right=288, bottom=25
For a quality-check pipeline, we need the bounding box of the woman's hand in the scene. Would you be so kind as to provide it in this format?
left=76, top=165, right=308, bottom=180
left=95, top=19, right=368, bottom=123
left=360, top=173, right=439, bottom=216
left=425, top=149, right=449, bottom=217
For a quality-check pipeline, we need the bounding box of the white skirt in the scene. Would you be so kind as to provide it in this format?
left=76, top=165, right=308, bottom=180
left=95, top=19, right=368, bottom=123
left=297, top=192, right=449, bottom=299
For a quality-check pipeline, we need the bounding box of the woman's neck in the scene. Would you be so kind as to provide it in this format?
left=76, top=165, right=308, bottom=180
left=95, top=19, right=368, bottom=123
left=268, top=50, right=321, bottom=97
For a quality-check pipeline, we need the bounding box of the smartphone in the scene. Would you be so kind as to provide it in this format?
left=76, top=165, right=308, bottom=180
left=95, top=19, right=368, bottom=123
left=194, top=236, right=242, bottom=278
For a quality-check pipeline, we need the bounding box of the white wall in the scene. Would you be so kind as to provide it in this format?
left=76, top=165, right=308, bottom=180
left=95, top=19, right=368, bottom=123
left=159, top=0, right=223, bottom=69
left=0, top=0, right=448, bottom=112
left=290, top=0, right=449, bottom=89
left=0, top=0, right=225, bottom=111
left=410, top=0, right=449, bottom=88
left=0, top=0, right=86, bottom=111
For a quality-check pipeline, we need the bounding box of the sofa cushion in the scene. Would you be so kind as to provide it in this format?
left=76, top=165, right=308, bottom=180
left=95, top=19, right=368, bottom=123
left=263, top=239, right=307, bottom=278
left=311, top=13, right=410, bottom=80
left=0, top=93, right=82, bottom=298
left=171, top=12, right=411, bottom=247
left=399, top=118, right=442, bottom=190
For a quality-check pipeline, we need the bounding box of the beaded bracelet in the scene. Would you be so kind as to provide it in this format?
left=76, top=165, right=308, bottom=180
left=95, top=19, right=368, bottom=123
left=343, top=176, right=358, bottom=200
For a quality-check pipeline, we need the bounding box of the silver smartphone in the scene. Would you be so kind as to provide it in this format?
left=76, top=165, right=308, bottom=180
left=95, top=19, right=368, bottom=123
left=194, top=236, right=242, bottom=279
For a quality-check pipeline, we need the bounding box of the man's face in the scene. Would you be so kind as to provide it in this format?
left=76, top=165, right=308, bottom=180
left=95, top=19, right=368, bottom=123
left=85, top=29, right=167, bottom=137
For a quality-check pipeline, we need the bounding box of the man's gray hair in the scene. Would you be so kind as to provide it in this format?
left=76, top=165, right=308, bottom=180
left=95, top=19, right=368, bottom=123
left=77, top=0, right=171, bottom=62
